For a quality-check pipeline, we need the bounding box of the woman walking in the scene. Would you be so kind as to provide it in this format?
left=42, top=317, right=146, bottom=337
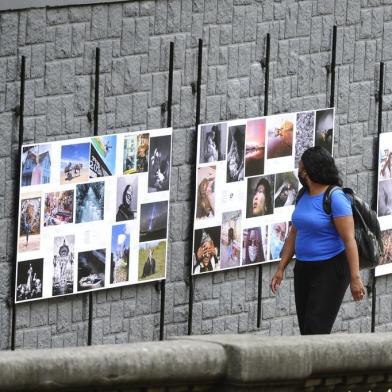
left=271, top=146, right=365, bottom=335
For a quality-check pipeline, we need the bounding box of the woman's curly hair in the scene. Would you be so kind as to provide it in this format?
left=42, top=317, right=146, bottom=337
left=301, top=146, right=342, bottom=187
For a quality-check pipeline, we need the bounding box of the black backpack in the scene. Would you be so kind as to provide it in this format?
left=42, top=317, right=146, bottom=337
left=296, top=186, right=384, bottom=270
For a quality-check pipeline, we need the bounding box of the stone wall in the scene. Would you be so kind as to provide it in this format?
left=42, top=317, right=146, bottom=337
left=0, top=0, right=391, bottom=350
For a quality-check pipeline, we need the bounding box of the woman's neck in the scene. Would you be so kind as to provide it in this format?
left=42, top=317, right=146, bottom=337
left=307, top=181, right=330, bottom=196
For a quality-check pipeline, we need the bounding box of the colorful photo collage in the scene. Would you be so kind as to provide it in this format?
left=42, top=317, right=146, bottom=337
left=376, top=132, right=392, bottom=276
left=192, top=108, right=334, bottom=275
left=16, top=128, right=172, bottom=302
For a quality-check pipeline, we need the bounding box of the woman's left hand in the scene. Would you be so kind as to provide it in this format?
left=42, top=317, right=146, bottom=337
left=350, top=275, right=366, bottom=302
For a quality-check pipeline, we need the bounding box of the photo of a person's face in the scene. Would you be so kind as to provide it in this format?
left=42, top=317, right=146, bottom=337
left=252, top=182, right=267, bottom=216
left=246, top=175, right=274, bottom=218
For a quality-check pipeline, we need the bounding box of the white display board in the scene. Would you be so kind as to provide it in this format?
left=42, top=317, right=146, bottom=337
left=376, top=131, right=392, bottom=276
left=16, top=128, right=172, bottom=302
left=192, top=108, right=335, bottom=275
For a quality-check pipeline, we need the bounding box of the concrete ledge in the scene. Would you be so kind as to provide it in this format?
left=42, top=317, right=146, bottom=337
left=0, top=333, right=391, bottom=390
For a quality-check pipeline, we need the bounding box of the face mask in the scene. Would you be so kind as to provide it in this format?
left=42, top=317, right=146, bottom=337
left=248, top=244, right=258, bottom=262
left=270, top=233, right=284, bottom=260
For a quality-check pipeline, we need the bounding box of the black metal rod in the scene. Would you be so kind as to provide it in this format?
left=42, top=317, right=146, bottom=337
left=330, top=25, right=337, bottom=108
left=87, top=47, right=100, bottom=347
left=159, top=42, right=174, bottom=341
left=371, top=62, right=384, bottom=333
left=10, top=56, right=26, bottom=351
left=256, top=35, right=270, bottom=329
left=187, top=39, right=203, bottom=336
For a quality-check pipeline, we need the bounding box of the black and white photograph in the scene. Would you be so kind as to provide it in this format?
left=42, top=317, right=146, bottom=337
left=199, top=123, right=227, bottom=163
left=378, top=179, right=392, bottom=217
left=139, top=201, right=168, bottom=242
left=77, top=249, right=106, bottom=291
left=227, top=125, right=245, bottom=183
left=295, top=111, right=315, bottom=167
left=148, top=135, right=171, bottom=192
left=266, top=116, right=294, bottom=159
left=220, top=210, right=242, bottom=270
left=193, top=226, right=221, bottom=274
left=315, top=108, right=334, bottom=154
left=21, top=144, right=51, bottom=187
left=246, top=175, right=274, bottom=218
left=138, top=240, right=166, bottom=281
left=19, top=195, right=41, bottom=253
left=16, top=259, right=43, bottom=302
left=52, top=235, right=74, bottom=296
left=75, top=182, right=105, bottom=223
left=274, top=171, right=299, bottom=208
left=242, top=226, right=268, bottom=265
left=116, top=176, right=138, bottom=222
left=111, top=224, right=130, bottom=284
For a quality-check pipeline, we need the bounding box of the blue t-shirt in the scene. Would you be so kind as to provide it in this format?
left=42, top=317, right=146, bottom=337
left=292, top=189, right=352, bottom=261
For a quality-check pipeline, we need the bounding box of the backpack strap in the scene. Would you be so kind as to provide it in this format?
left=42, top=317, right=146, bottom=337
left=295, top=187, right=306, bottom=205
left=322, top=185, right=341, bottom=215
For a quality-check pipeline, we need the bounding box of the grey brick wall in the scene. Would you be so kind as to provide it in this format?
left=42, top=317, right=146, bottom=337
left=0, top=0, right=391, bottom=350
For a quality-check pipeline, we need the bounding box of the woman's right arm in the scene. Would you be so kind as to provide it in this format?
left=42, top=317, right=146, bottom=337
left=270, top=225, right=297, bottom=293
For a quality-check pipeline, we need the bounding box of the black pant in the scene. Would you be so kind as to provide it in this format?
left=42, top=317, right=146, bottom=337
left=294, top=251, right=350, bottom=335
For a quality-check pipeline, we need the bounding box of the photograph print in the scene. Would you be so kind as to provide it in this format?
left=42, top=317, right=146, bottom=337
left=148, top=135, right=171, bottom=193
left=220, top=210, right=242, bottom=270
left=270, top=222, right=291, bottom=260
left=379, top=133, right=392, bottom=180
left=60, top=143, right=90, bottom=184
left=227, top=124, right=245, bottom=183
left=246, top=175, right=274, bottom=218
left=19, top=196, right=41, bottom=253
left=193, top=226, right=221, bottom=274
left=378, top=179, right=392, bottom=217
left=52, top=235, right=74, bottom=296
left=196, top=165, right=216, bottom=219
left=199, top=122, right=227, bottom=164
left=77, top=248, right=106, bottom=291
left=138, top=240, right=166, bottom=281
left=123, top=133, right=149, bottom=174
left=314, top=108, right=334, bottom=154
left=245, top=118, right=266, bottom=177
left=90, top=135, right=117, bottom=178
left=21, top=144, right=51, bottom=187
left=116, top=176, right=138, bottom=222
left=139, top=201, right=168, bottom=242
left=75, top=182, right=105, bottom=224
left=242, top=226, right=268, bottom=265
left=274, top=171, right=299, bottom=208
left=111, top=224, right=130, bottom=284
left=44, top=190, right=74, bottom=226
left=295, top=111, right=315, bottom=168
left=16, top=259, right=43, bottom=302
left=379, top=229, right=392, bottom=266
left=266, top=115, right=294, bottom=160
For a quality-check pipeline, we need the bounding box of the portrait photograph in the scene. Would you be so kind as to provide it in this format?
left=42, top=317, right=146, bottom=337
left=77, top=249, right=106, bottom=292
left=378, top=179, right=392, bottom=217
left=139, top=201, right=168, bottom=243
left=227, top=125, right=245, bottom=183
left=123, top=133, right=149, bottom=174
left=270, top=222, right=291, bottom=261
left=220, top=210, right=242, bottom=270
left=138, top=240, right=166, bottom=281
left=379, top=229, right=392, bottom=266
left=52, top=235, right=74, bottom=296
left=246, top=175, right=274, bottom=218
left=266, top=115, right=294, bottom=160
left=110, top=224, right=130, bottom=284
left=195, top=165, right=216, bottom=219
left=75, top=182, right=105, bottom=224
left=242, top=226, right=268, bottom=265
left=90, top=135, right=117, bottom=178
left=116, top=176, right=138, bottom=222
left=19, top=196, right=41, bottom=253
left=314, top=108, right=334, bottom=154
left=295, top=111, right=315, bottom=168
left=245, top=118, right=266, bottom=177
left=148, top=135, right=171, bottom=193
left=193, top=226, right=221, bottom=274
left=21, top=144, right=51, bottom=187
left=16, top=258, right=43, bottom=302
left=60, top=143, right=90, bottom=184
left=44, top=190, right=74, bottom=226
left=274, top=171, right=299, bottom=208
left=199, top=122, right=227, bottom=164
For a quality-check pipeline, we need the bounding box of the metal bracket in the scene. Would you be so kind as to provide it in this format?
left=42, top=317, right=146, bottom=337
left=161, top=102, right=167, bottom=115
left=87, top=111, right=92, bottom=123
left=191, top=81, right=197, bottom=95
left=260, top=58, right=267, bottom=69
